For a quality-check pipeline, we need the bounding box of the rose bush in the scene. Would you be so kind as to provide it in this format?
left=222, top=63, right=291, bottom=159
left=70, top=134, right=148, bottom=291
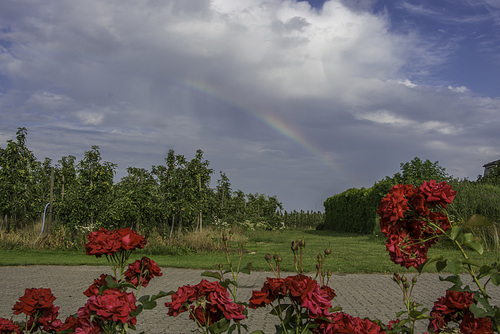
left=2, top=180, right=500, bottom=333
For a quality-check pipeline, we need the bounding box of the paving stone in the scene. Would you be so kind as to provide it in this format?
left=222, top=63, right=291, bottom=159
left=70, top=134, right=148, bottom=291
left=1, top=266, right=499, bottom=333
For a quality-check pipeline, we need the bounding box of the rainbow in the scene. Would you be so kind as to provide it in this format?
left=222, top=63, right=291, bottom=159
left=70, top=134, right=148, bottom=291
left=179, top=78, right=356, bottom=182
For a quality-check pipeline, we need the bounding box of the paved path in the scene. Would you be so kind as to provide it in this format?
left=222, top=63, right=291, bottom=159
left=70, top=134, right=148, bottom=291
left=1, top=266, right=499, bottom=333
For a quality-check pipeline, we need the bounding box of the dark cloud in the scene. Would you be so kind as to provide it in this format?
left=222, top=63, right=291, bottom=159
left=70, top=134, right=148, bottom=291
left=0, top=0, right=499, bottom=211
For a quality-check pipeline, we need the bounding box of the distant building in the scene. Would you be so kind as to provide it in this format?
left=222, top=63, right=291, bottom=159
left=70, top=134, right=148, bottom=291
left=483, top=159, right=500, bottom=176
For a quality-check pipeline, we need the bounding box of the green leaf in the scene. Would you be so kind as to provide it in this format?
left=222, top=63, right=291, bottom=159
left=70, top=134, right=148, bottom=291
left=460, top=258, right=480, bottom=267
left=201, top=271, right=222, bottom=280
left=469, top=304, right=488, bottom=318
left=151, top=290, right=173, bottom=301
left=439, top=275, right=463, bottom=288
left=130, top=304, right=143, bottom=317
left=410, top=309, right=432, bottom=320
left=465, top=240, right=484, bottom=255
left=465, top=214, right=490, bottom=227
left=208, top=318, right=230, bottom=334
left=446, top=260, right=462, bottom=275
left=250, top=331, right=265, bottom=334
left=283, top=304, right=295, bottom=323
left=491, top=273, right=500, bottom=286
left=436, top=260, right=447, bottom=272
left=140, top=300, right=157, bottom=310
left=463, top=233, right=474, bottom=243
left=138, top=295, right=150, bottom=303
left=450, top=226, right=462, bottom=241
left=418, top=255, right=444, bottom=273
left=240, top=263, right=253, bottom=275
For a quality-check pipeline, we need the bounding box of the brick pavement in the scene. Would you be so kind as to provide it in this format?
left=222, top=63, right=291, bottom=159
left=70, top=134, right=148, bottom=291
left=1, top=266, right=499, bottom=333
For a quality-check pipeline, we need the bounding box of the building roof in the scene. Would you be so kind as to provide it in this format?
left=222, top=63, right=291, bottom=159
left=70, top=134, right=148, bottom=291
left=483, top=159, right=500, bottom=168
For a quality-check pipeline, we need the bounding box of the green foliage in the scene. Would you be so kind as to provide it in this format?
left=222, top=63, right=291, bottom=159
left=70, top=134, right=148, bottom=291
left=394, top=156, right=451, bottom=186
left=1, top=128, right=307, bottom=239
left=323, top=187, right=375, bottom=234
left=323, top=157, right=451, bottom=234
left=478, top=164, right=500, bottom=186
left=447, top=180, right=500, bottom=250
left=0, top=127, right=44, bottom=230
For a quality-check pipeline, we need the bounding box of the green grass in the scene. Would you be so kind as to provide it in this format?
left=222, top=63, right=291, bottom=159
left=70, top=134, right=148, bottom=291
left=1, top=230, right=499, bottom=274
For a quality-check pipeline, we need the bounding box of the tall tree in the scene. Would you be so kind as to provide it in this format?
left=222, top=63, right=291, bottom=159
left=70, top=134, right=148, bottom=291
left=393, top=157, right=450, bottom=186
left=0, top=127, right=39, bottom=230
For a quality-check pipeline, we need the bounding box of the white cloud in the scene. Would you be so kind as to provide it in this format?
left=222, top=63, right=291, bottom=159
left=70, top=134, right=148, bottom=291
left=448, top=85, right=470, bottom=93
left=355, top=110, right=412, bottom=125
left=76, top=110, right=104, bottom=126
left=0, top=0, right=499, bottom=210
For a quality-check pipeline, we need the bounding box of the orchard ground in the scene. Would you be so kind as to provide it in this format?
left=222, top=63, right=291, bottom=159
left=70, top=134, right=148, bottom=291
left=2, top=266, right=500, bottom=333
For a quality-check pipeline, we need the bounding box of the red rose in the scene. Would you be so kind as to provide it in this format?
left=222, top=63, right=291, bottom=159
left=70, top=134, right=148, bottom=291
left=419, top=180, right=456, bottom=208
left=85, top=228, right=121, bottom=257
left=124, top=257, right=162, bottom=287
left=84, top=274, right=116, bottom=297
left=459, top=312, right=493, bottom=334
left=428, top=290, right=476, bottom=332
left=0, top=318, right=22, bottom=334
left=12, top=288, right=57, bottom=316
left=444, top=290, right=474, bottom=311
left=314, top=312, right=385, bottom=334
left=166, top=279, right=245, bottom=326
left=249, top=286, right=274, bottom=309
left=165, top=284, right=198, bottom=317
left=115, top=228, right=146, bottom=251
left=85, top=288, right=137, bottom=325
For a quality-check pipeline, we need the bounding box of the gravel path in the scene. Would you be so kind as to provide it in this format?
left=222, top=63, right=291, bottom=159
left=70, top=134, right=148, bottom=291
left=1, top=266, right=499, bottom=333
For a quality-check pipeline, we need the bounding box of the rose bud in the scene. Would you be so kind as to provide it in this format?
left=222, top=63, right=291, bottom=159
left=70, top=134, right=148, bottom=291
left=393, top=273, right=401, bottom=282
left=265, top=253, right=272, bottom=262
left=277, top=257, right=282, bottom=262
left=299, top=238, right=306, bottom=248
left=412, top=276, right=418, bottom=285
left=324, top=248, right=332, bottom=256
left=273, top=253, right=279, bottom=261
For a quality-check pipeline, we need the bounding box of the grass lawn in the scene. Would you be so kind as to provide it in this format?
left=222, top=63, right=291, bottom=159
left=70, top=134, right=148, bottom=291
left=1, top=229, right=499, bottom=274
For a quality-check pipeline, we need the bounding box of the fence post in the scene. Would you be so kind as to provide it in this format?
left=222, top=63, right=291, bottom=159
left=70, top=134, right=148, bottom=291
left=47, top=167, right=54, bottom=234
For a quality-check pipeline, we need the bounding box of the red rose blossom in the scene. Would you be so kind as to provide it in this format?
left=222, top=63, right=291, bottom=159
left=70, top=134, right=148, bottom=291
left=12, top=288, right=57, bottom=316
left=84, top=288, right=137, bottom=325
left=0, top=318, right=22, bottom=334
left=124, top=257, right=162, bottom=287
left=166, top=279, right=245, bottom=326
left=83, top=274, right=116, bottom=297
left=428, top=290, right=476, bottom=333
left=314, top=312, right=385, bottom=333
left=459, top=312, right=493, bottom=334
left=85, top=228, right=146, bottom=258
left=419, top=180, right=456, bottom=208
left=378, top=181, right=456, bottom=269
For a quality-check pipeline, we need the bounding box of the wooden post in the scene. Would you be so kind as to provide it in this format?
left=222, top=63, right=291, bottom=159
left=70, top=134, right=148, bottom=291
left=47, top=167, right=54, bottom=234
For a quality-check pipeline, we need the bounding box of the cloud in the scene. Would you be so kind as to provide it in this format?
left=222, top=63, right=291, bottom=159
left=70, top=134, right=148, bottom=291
left=448, top=85, right=470, bottom=93
left=0, top=0, right=499, bottom=211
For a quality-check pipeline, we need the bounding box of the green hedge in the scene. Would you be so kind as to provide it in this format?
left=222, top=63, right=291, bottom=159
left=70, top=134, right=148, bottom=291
left=323, top=187, right=376, bottom=234
left=448, top=181, right=500, bottom=223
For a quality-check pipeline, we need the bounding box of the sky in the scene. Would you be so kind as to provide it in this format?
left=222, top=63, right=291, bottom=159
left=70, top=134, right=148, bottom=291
left=0, top=0, right=499, bottom=212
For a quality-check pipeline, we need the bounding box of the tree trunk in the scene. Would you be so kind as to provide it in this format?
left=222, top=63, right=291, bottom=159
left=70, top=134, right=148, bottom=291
left=169, top=214, right=175, bottom=239
left=177, top=211, right=183, bottom=238
left=61, top=174, right=65, bottom=200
